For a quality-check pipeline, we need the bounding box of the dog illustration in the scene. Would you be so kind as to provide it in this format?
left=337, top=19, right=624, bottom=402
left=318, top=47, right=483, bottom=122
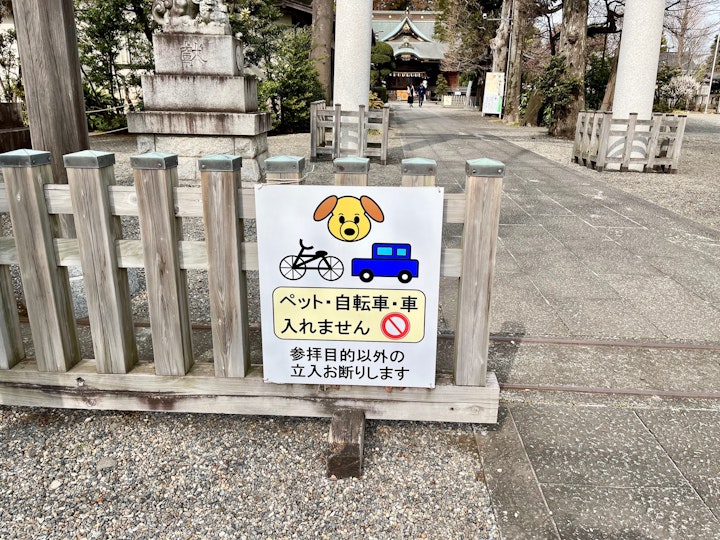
left=313, top=195, right=384, bottom=242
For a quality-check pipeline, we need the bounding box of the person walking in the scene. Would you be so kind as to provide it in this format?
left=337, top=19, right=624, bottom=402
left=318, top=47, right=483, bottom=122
left=407, top=84, right=415, bottom=107
left=417, top=84, right=426, bottom=107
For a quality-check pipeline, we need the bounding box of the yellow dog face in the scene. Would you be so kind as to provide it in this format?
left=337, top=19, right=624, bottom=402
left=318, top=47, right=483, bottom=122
left=313, top=195, right=384, bottom=242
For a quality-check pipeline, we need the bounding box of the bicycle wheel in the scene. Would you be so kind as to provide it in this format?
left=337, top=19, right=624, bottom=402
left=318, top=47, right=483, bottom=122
left=279, top=256, right=306, bottom=280
left=318, top=256, right=343, bottom=281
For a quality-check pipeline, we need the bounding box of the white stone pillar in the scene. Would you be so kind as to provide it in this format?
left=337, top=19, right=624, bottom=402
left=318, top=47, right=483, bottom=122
left=608, top=0, right=665, bottom=169
left=333, top=0, right=373, bottom=153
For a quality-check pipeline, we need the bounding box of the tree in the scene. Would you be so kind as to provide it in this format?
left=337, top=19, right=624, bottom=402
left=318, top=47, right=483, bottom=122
left=74, top=0, right=155, bottom=129
left=311, top=0, right=333, bottom=101
left=552, top=0, right=588, bottom=137
left=0, top=28, right=21, bottom=102
left=371, top=41, right=395, bottom=91
left=436, top=0, right=502, bottom=76
left=226, top=0, right=283, bottom=71
left=258, top=26, right=324, bottom=133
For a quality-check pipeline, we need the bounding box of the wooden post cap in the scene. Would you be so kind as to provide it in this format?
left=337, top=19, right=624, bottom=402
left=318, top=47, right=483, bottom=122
left=465, top=158, right=505, bottom=177
left=0, top=149, right=51, bottom=168
left=63, top=150, right=115, bottom=169
left=265, top=155, right=306, bottom=174
left=333, top=157, right=370, bottom=174
left=402, top=157, right=437, bottom=176
left=130, top=152, right=178, bottom=170
left=198, top=154, right=243, bottom=172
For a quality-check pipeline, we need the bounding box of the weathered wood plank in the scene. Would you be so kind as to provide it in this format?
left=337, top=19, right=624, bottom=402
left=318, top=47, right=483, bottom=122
left=0, top=365, right=499, bottom=423
left=0, top=265, right=24, bottom=369
left=334, top=157, right=370, bottom=186
left=200, top=157, right=250, bottom=377
left=65, top=151, right=137, bottom=374
left=132, top=154, right=193, bottom=376
left=454, top=160, right=504, bottom=386
left=401, top=158, right=437, bottom=187
left=327, top=409, right=365, bottom=478
left=0, top=154, right=79, bottom=372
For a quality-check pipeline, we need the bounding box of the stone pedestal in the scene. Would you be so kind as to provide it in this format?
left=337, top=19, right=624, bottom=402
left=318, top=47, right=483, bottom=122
left=128, top=32, right=270, bottom=182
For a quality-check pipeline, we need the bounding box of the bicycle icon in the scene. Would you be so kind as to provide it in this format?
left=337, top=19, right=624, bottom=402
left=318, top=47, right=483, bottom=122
left=279, top=239, right=344, bottom=281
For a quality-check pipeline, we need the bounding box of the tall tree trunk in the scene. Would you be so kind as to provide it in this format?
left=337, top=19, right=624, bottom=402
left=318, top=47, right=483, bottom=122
left=490, top=0, right=512, bottom=73
left=600, top=47, right=620, bottom=111
left=553, top=0, right=588, bottom=138
left=504, top=0, right=530, bottom=124
left=311, top=0, right=334, bottom=102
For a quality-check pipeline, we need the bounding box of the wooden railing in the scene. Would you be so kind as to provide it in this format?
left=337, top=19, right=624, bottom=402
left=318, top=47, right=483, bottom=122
left=310, top=100, right=390, bottom=164
left=572, top=111, right=687, bottom=173
left=0, top=149, right=502, bottom=424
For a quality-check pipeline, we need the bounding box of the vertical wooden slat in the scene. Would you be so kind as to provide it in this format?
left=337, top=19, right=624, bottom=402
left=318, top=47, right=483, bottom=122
left=380, top=105, right=390, bottom=166
left=588, top=112, right=601, bottom=164
left=572, top=111, right=585, bottom=162
left=401, top=158, right=437, bottom=187
left=65, top=150, right=137, bottom=373
left=310, top=100, right=323, bottom=161
left=595, top=112, right=612, bottom=171
left=333, top=104, right=342, bottom=158
left=0, top=265, right=24, bottom=369
left=454, top=159, right=504, bottom=386
left=645, top=113, right=664, bottom=171
left=199, top=154, right=250, bottom=378
left=131, top=152, right=192, bottom=376
left=334, top=157, right=369, bottom=186
left=265, top=155, right=305, bottom=185
left=621, top=113, right=638, bottom=171
left=669, top=114, right=687, bottom=172
left=0, top=149, right=79, bottom=372
left=358, top=105, right=367, bottom=157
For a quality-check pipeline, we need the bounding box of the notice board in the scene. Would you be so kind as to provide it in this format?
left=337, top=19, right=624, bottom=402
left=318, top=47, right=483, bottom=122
left=255, top=185, right=444, bottom=388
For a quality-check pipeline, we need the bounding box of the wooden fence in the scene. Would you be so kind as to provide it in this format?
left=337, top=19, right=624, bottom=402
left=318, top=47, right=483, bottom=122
left=310, top=100, right=390, bottom=165
left=572, top=111, right=687, bottom=172
left=0, top=149, right=502, bottom=424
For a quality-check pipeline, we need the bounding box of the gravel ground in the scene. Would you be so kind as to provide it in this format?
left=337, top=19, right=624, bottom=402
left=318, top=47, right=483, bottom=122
left=0, top=409, right=496, bottom=539
left=2, top=109, right=717, bottom=539
left=0, top=128, right=498, bottom=538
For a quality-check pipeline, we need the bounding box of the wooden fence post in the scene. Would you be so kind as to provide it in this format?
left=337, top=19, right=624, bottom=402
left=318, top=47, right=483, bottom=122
left=334, top=157, right=369, bottom=186
left=621, top=113, right=638, bottom=172
left=454, top=159, right=504, bottom=386
left=0, top=149, right=80, bottom=372
left=131, top=152, right=193, bottom=376
left=595, top=112, right=612, bottom=171
left=198, top=154, right=250, bottom=378
left=401, top=158, right=437, bottom=187
left=265, top=155, right=306, bottom=185
left=333, top=104, right=342, bottom=158
left=380, top=105, right=390, bottom=166
left=358, top=105, right=367, bottom=158
left=65, top=150, right=138, bottom=373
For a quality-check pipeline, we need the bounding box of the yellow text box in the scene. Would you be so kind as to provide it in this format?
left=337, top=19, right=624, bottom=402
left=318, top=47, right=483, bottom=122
left=273, top=287, right=426, bottom=343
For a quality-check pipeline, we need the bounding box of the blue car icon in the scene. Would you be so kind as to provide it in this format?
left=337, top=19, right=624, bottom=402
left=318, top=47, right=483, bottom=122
left=351, top=243, right=419, bottom=283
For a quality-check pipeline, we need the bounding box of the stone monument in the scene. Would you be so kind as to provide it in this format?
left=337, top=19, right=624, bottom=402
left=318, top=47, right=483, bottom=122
left=128, top=0, right=270, bottom=182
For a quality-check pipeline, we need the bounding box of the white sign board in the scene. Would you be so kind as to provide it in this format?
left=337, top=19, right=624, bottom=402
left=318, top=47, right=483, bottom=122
left=255, top=185, right=444, bottom=388
left=482, top=71, right=505, bottom=115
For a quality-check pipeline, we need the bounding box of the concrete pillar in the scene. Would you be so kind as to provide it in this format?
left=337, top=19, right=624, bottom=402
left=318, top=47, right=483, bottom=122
left=612, top=0, right=665, bottom=120
left=333, top=0, right=373, bottom=153
left=608, top=0, right=665, bottom=169
left=333, top=0, right=372, bottom=110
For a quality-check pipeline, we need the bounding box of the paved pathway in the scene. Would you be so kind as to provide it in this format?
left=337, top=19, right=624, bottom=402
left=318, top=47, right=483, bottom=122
left=394, top=105, right=720, bottom=539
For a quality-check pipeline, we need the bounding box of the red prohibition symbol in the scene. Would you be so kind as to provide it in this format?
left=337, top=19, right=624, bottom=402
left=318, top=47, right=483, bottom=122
left=381, top=312, right=410, bottom=340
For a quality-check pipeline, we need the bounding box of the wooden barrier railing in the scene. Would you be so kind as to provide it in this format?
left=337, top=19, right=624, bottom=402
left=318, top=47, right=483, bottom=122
left=0, top=149, right=502, bottom=424
left=310, top=100, right=390, bottom=165
left=572, top=111, right=687, bottom=173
